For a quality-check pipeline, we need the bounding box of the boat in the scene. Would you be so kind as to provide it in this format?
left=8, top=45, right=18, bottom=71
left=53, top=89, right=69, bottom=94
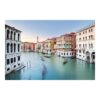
left=62, top=56, right=66, bottom=58
left=41, top=56, right=45, bottom=61
left=44, top=54, right=51, bottom=58
left=71, top=56, right=75, bottom=59
left=63, top=58, right=67, bottom=64
left=16, top=64, right=26, bottom=71
left=41, top=52, right=45, bottom=54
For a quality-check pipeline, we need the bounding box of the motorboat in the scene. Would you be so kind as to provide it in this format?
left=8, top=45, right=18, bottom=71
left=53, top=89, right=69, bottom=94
left=71, top=56, right=75, bottom=59
left=41, top=56, right=45, bottom=61
left=44, top=54, right=51, bottom=58
left=63, top=58, right=67, bottom=64
left=62, top=56, right=66, bottom=58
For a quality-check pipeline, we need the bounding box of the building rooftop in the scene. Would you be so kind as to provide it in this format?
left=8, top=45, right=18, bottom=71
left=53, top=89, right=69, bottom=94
left=76, top=23, right=95, bottom=33
left=5, top=24, right=22, bottom=32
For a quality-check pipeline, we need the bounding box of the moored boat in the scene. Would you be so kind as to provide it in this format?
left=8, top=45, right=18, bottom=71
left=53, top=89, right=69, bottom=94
left=41, top=56, right=45, bottom=61
left=44, top=54, right=51, bottom=58
left=16, top=64, right=26, bottom=71
left=63, top=58, right=67, bottom=64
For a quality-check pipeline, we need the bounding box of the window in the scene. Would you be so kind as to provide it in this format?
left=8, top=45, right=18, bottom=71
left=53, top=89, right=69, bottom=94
left=14, top=32, right=16, bottom=40
left=79, top=33, right=81, bottom=35
left=89, top=36, right=91, bottom=40
left=79, top=44, right=81, bottom=48
left=83, top=32, right=84, bottom=34
left=91, top=35, right=94, bottom=39
left=11, top=31, right=13, bottom=40
left=18, top=34, right=20, bottom=41
left=83, top=44, right=84, bottom=48
left=18, top=44, right=20, bottom=52
left=14, top=65, right=16, bottom=68
left=14, top=57, right=16, bottom=62
left=7, top=43, right=10, bottom=53
left=7, top=68, right=10, bottom=71
left=85, top=44, right=87, bottom=48
left=83, top=50, right=85, bottom=54
left=18, top=56, right=20, bottom=61
left=89, top=44, right=92, bottom=48
left=11, top=58, right=13, bottom=63
left=83, top=37, right=84, bottom=41
left=85, top=37, right=87, bottom=40
left=14, top=43, right=16, bottom=52
left=91, top=44, right=93, bottom=48
left=79, top=50, right=81, bottom=53
left=79, top=38, right=81, bottom=41
left=7, top=59, right=10, bottom=65
left=11, top=43, right=13, bottom=52
left=91, top=28, right=93, bottom=32
left=7, top=30, right=10, bottom=39
left=89, top=29, right=90, bottom=32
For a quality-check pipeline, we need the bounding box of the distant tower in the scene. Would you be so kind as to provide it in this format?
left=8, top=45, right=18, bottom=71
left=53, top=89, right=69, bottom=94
left=36, top=36, right=39, bottom=52
left=37, top=36, right=39, bottom=43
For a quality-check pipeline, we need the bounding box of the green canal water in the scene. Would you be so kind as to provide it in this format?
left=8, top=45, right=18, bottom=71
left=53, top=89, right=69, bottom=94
left=5, top=52, right=95, bottom=80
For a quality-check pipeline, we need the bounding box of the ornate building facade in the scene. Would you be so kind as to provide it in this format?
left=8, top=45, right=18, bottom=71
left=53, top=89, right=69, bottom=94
left=56, top=32, right=76, bottom=57
left=5, top=24, right=22, bottom=74
left=76, top=24, right=95, bottom=63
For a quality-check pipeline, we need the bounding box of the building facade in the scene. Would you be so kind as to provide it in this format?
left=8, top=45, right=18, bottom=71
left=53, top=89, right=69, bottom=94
left=76, top=24, right=95, bottom=63
left=5, top=24, right=22, bottom=74
left=56, top=32, right=76, bottom=57
left=21, top=42, right=35, bottom=52
left=42, top=39, right=51, bottom=54
left=35, top=36, right=44, bottom=53
left=42, top=38, right=57, bottom=54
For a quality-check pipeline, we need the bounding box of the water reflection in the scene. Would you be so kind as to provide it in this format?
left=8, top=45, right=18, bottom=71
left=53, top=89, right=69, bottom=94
left=5, top=52, right=95, bottom=80
left=42, top=63, right=47, bottom=80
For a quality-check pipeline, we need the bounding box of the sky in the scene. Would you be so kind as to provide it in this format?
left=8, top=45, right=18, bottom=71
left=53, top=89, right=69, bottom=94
left=5, top=20, right=95, bottom=43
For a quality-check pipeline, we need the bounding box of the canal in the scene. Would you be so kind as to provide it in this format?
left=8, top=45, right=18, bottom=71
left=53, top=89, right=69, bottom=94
left=5, top=52, right=95, bottom=80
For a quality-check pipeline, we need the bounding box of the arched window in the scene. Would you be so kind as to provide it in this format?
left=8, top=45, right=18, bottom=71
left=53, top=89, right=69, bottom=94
left=11, top=43, right=13, bottom=52
left=7, top=30, right=10, bottom=39
left=18, top=44, right=20, bottom=52
left=18, top=34, right=20, bottom=41
left=18, top=56, right=20, bottom=61
left=7, top=43, right=10, bottom=53
left=11, top=31, right=13, bottom=40
left=91, top=44, right=93, bottom=48
left=91, top=28, right=93, bottom=32
left=7, top=59, right=10, bottom=65
left=91, top=35, right=94, bottom=39
left=14, top=32, right=16, bottom=40
left=14, top=43, right=16, bottom=52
